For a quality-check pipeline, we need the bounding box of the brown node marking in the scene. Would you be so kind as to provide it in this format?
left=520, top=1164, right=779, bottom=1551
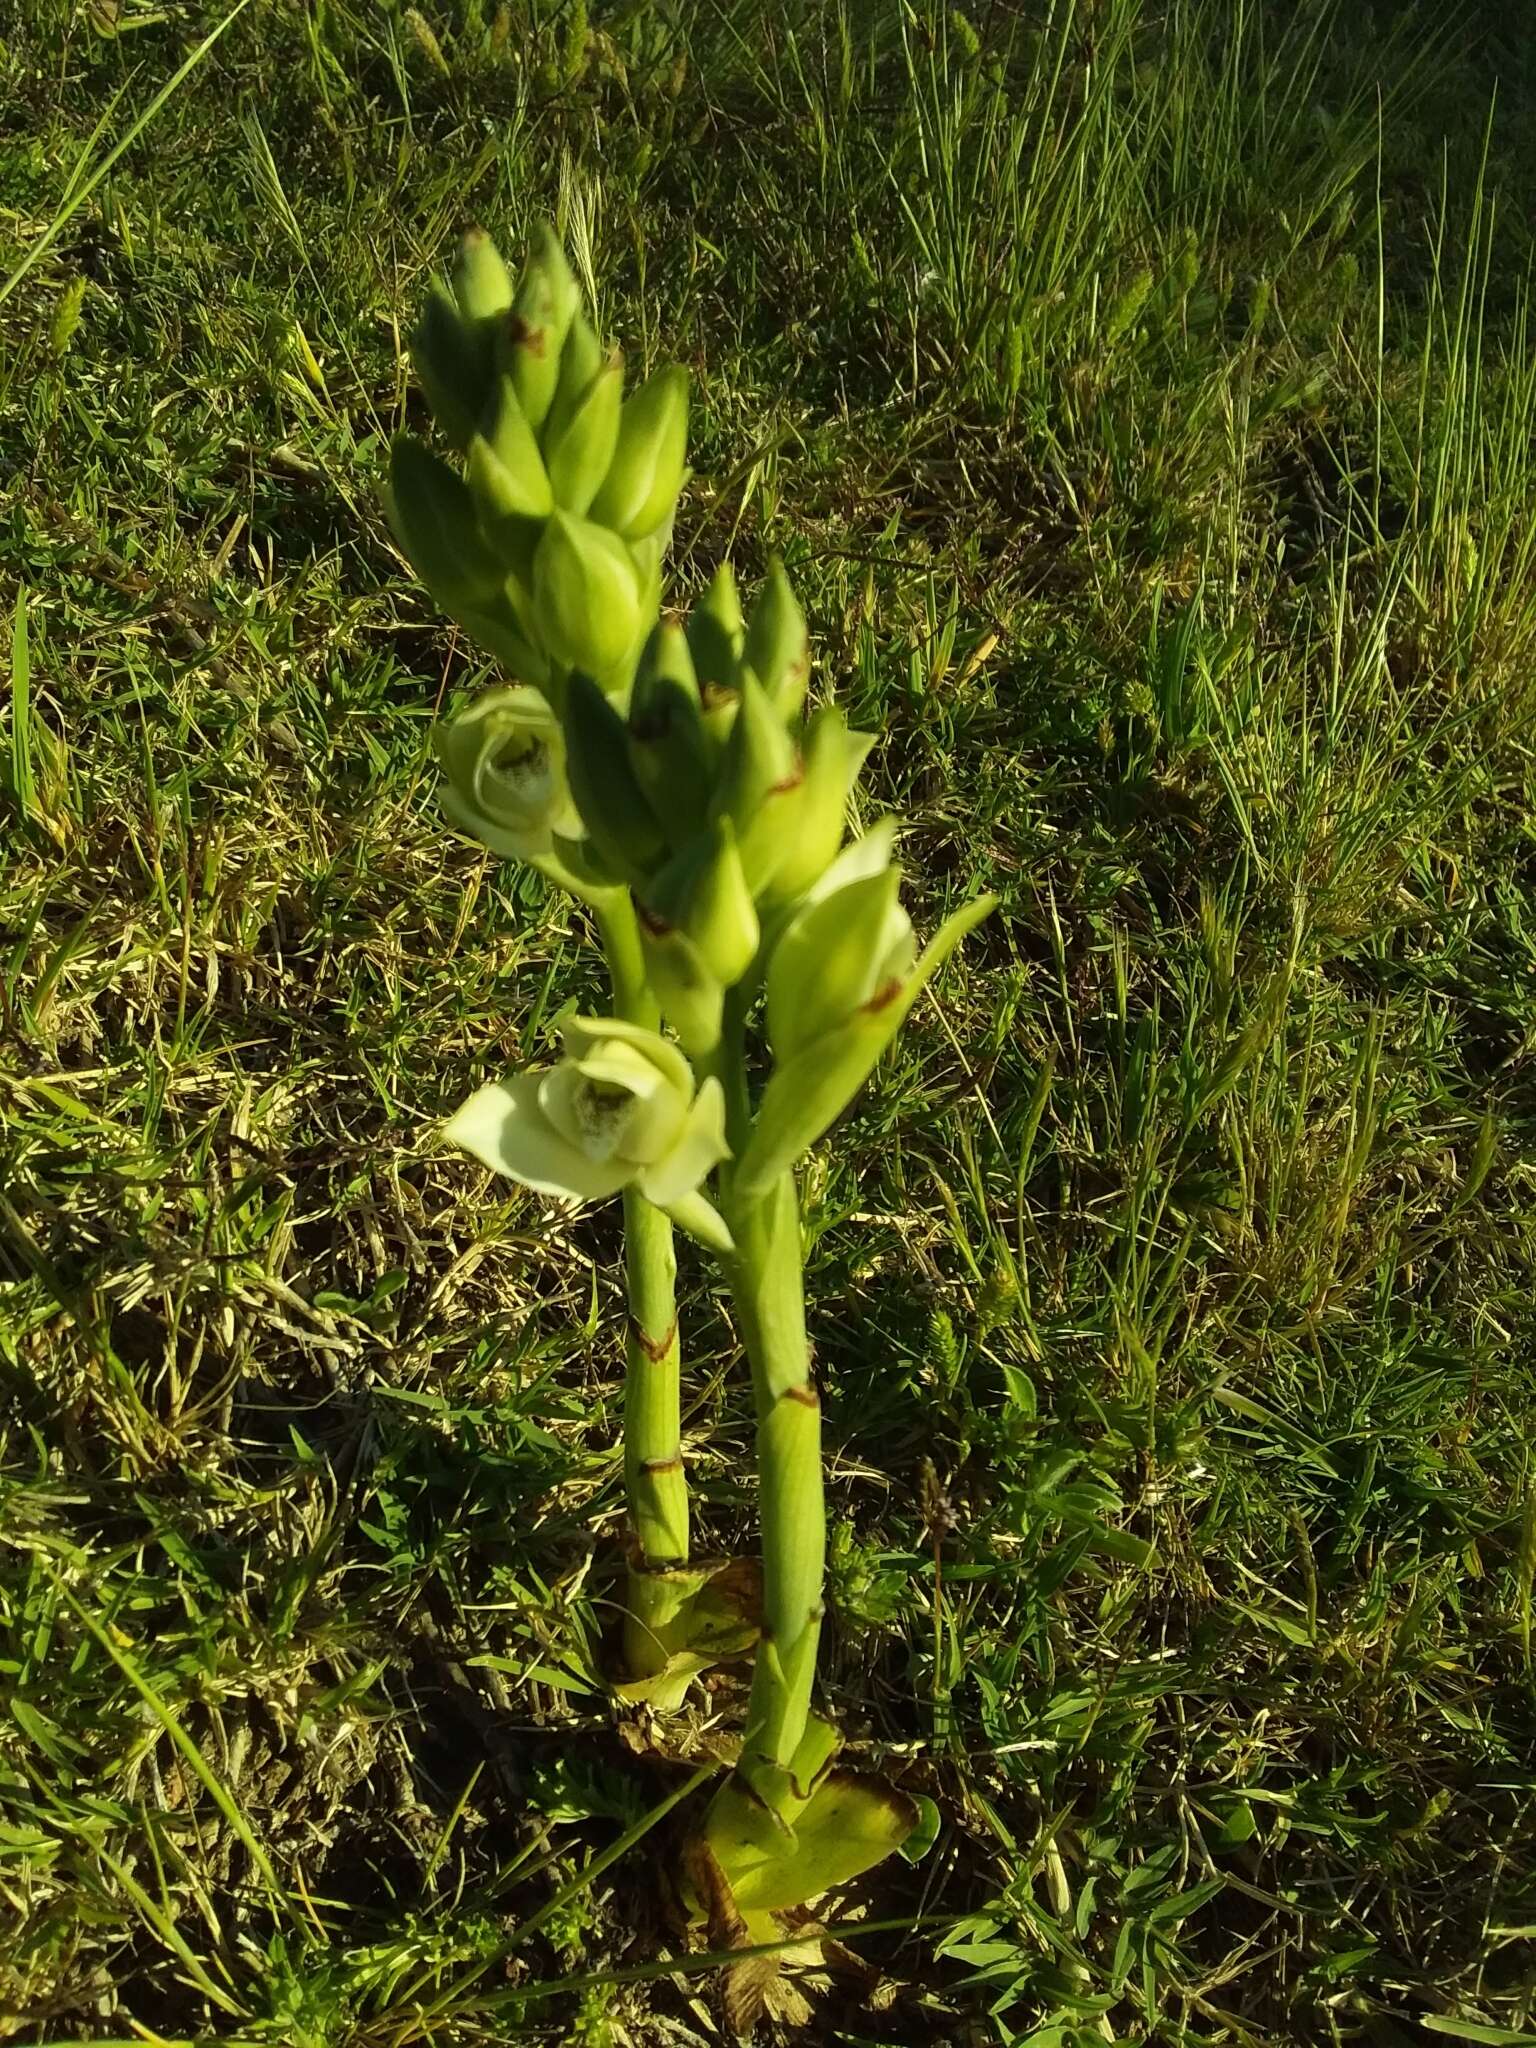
left=861, top=976, right=905, bottom=1015
left=505, top=312, right=547, bottom=356
left=629, top=1315, right=678, bottom=1362
left=782, top=1383, right=820, bottom=1409
left=769, top=755, right=806, bottom=797
left=641, top=1456, right=683, bottom=1476
left=699, top=681, right=740, bottom=712
left=629, top=706, right=670, bottom=743
left=634, top=897, right=673, bottom=938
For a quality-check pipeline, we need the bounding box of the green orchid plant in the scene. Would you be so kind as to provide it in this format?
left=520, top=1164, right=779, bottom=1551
left=389, top=221, right=748, bottom=1706
left=388, top=222, right=994, bottom=1981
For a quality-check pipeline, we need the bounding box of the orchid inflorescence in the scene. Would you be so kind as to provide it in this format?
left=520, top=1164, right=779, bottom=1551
left=386, top=220, right=994, bottom=1982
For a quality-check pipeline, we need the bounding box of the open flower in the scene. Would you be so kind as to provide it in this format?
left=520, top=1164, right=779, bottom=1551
left=436, top=686, right=584, bottom=859
left=445, top=1017, right=729, bottom=1207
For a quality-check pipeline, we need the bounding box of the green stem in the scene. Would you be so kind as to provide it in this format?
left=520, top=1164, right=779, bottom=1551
left=596, top=896, right=691, bottom=1677
left=712, top=982, right=756, bottom=1172
left=725, top=1171, right=824, bottom=1783
left=621, top=1185, right=687, bottom=1569
left=597, top=889, right=650, bottom=1021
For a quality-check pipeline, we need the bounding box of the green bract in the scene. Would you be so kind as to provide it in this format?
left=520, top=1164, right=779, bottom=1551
left=765, top=821, right=912, bottom=1056
left=435, top=686, right=582, bottom=859
left=445, top=1017, right=729, bottom=1208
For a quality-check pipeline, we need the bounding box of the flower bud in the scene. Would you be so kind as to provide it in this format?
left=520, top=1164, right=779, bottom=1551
left=500, top=224, right=582, bottom=431
left=387, top=436, right=506, bottom=615
left=562, top=670, right=669, bottom=880
left=539, top=313, right=604, bottom=442
left=733, top=837, right=997, bottom=1198
left=466, top=374, right=554, bottom=530
left=711, top=669, right=802, bottom=893
left=627, top=625, right=715, bottom=845
left=532, top=510, right=645, bottom=684
left=744, top=558, right=810, bottom=720
left=545, top=348, right=625, bottom=517
left=635, top=911, right=725, bottom=1056
left=435, top=686, right=582, bottom=859
left=409, top=280, right=486, bottom=452
left=645, top=817, right=760, bottom=990
left=453, top=229, right=514, bottom=314
left=712, top=668, right=798, bottom=828
left=765, top=823, right=911, bottom=1058
left=589, top=365, right=691, bottom=539
left=452, top=229, right=516, bottom=368
left=445, top=1015, right=729, bottom=1210
left=759, top=706, right=873, bottom=905
left=686, top=561, right=745, bottom=693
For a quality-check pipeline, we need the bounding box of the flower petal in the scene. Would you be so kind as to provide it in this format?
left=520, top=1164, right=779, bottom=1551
left=440, top=782, right=553, bottom=859
left=800, top=816, right=898, bottom=908
left=445, top=1073, right=632, bottom=1201
left=551, top=793, right=587, bottom=842
left=636, top=1076, right=731, bottom=1208
left=560, top=1015, right=695, bottom=1099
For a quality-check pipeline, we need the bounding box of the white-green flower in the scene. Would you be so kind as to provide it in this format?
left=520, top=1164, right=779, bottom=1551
left=445, top=1017, right=729, bottom=1207
left=436, top=686, right=584, bottom=859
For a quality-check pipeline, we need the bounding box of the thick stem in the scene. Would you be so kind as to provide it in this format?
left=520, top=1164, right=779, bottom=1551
left=597, top=889, right=651, bottom=1023
left=596, top=897, right=690, bottom=1677
left=726, top=1172, right=824, bottom=1780
left=622, top=1185, right=687, bottom=1568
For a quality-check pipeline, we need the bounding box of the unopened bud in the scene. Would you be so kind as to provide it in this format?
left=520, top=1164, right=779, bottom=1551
left=744, top=558, right=810, bottom=720
left=545, top=349, right=625, bottom=517
left=627, top=625, right=715, bottom=844
left=540, top=314, right=607, bottom=452
left=761, top=706, right=873, bottom=903
left=466, top=374, right=554, bottom=531
left=765, top=824, right=912, bottom=1059
left=686, top=561, right=744, bottom=692
left=645, top=817, right=760, bottom=989
left=532, top=510, right=645, bottom=683
left=500, top=223, right=582, bottom=431
left=635, top=909, right=725, bottom=1055
left=589, top=365, right=690, bottom=539
left=409, top=280, right=486, bottom=451
left=452, top=229, right=516, bottom=363
left=711, top=669, right=801, bottom=891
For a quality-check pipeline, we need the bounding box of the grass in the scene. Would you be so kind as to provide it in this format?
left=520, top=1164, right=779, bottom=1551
left=2, top=0, right=1535, bottom=2040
